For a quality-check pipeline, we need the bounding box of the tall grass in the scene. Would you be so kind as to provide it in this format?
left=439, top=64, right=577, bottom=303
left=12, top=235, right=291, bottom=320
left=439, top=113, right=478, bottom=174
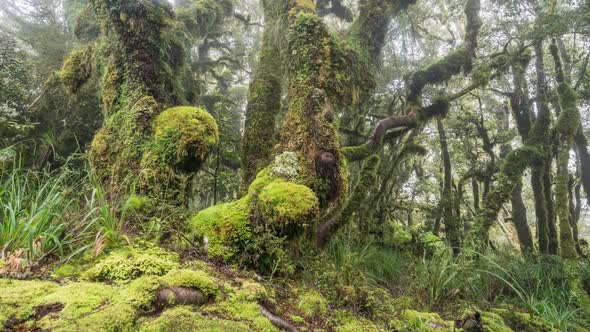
left=1, top=162, right=79, bottom=269
left=0, top=157, right=126, bottom=271
left=323, top=234, right=585, bottom=330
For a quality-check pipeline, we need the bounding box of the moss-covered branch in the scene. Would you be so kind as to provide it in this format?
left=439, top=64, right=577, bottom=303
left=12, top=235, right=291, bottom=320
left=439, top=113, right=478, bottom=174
left=466, top=146, right=543, bottom=246
left=350, top=0, right=416, bottom=64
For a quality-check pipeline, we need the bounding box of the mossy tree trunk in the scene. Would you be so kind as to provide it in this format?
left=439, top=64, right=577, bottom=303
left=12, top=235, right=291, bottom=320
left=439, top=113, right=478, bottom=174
left=240, top=0, right=289, bottom=191
left=499, top=99, right=534, bottom=254
left=530, top=41, right=559, bottom=255
left=61, top=0, right=231, bottom=203
left=436, top=117, right=460, bottom=255
left=280, top=0, right=410, bottom=209
left=550, top=41, right=578, bottom=259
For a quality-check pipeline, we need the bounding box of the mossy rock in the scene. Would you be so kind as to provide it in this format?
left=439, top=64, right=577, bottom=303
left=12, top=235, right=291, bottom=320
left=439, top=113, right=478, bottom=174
left=160, top=268, right=218, bottom=297
left=191, top=196, right=253, bottom=261
left=84, top=244, right=180, bottom=282
left=153, top=106, right=219, bottom=173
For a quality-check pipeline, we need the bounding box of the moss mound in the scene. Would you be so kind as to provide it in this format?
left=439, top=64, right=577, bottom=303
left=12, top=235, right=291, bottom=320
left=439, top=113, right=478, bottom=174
left=138, top=306, right=250, bottom=332
left=84, top=245, right=180, bottom=282
left=153, top=106, right=219, bottom=173
left=256, top=179, right=320, bottom=234
left=191, top=196, right=253, bottom=261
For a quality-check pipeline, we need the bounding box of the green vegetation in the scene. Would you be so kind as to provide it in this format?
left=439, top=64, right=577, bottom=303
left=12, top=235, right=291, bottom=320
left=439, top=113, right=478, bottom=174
left=2, top=0, right=590, bottom=330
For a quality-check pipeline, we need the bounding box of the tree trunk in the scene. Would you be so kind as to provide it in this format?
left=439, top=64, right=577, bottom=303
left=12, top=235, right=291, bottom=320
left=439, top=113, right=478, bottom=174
left=240, top=0, right=289, bottom=191
left=550, top=41, right=578, bottom=259
left=437, top=117, right=460, bottom=254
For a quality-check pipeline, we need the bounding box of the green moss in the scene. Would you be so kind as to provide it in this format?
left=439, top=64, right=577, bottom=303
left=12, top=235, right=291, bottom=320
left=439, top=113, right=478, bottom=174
left=152, top=106, right=218, bottom=173
left=331, top=310, right=381, bottom=332
left=138, top=306, right=250, bottom=332
left=51, top=264, right=80, bottom=278
left=33, top=282, right=116, bottom=331
left=467, top=146, right=543, bottom=245
left=60, top=45, right=93, bottom=94
left=227, top=280, right=268, bottom=302
left=248, top=172, right=275, bottom=196
left=124, top=195, right=150, bottom=212
left=408, top=48, right=468, bottom=102
left=73, top=302, right=137, bottom=332
left=207, top=300, right=279, bottom=331
left=255, top=179, right=320, bottom=234
left=492, top=308, right=559, bottom=331
left=384, top=221, right=413, bottom=246
left=191, top=197, right=252, bottom=261
left=297, top=289, right=328, bottom=319
left=160, top=269, right=217, bottom=297
left=84, top=245, right=180, bottom=282
left=83, top=0, right=230, bottom=201
left=119, top=276, right=162, bottom=311
left=240, top=0, right=286, bottom=190
left=0, top=278, right=58, bottom=326
left=393, top=310, right=454, bottom=331
left=555, top=83, right=580, bottom=135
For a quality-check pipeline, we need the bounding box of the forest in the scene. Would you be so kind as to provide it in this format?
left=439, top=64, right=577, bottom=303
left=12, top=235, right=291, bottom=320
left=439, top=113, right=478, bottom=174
left=1, top=0, right=590, bottom=331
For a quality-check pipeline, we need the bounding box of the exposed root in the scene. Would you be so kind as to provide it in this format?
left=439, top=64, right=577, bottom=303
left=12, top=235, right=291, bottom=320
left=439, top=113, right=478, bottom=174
left=258, top=304, right=299, bottom=332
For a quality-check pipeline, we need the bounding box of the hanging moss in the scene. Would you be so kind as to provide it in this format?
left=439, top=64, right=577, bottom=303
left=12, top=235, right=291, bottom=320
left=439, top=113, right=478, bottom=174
left=74, top=3, right=100, bottom=41
left=177, top=0, right=232, bottom=39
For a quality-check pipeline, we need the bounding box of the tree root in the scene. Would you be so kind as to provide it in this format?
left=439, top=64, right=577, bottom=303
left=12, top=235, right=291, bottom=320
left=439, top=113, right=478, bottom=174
left=258, top=304, right=299, bottom=332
